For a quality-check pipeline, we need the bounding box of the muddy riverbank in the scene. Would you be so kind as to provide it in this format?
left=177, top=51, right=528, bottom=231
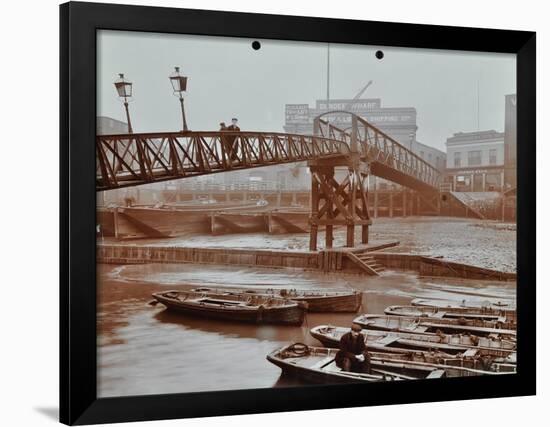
left=101, top=217, right=516, bottom=273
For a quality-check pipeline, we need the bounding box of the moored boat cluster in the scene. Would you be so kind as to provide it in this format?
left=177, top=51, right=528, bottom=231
left=268, top=297, right=517, bottom=383
left=149, top=287, right=516, bottom=384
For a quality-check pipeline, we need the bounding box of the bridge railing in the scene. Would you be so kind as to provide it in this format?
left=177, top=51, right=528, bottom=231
left=316, top=116, right=440, bottom=189
left=96, top=131, right=349, bottom=191
left=357, top=117, right=440, bottom=188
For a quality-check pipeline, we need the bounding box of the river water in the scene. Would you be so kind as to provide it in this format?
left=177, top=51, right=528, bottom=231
left=98, top=261, right=516, bottom=397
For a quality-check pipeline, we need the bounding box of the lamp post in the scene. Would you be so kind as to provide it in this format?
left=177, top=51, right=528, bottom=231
left=114, top=73, right=133, bottom=133
left=169, top=66, right=189, bottom=131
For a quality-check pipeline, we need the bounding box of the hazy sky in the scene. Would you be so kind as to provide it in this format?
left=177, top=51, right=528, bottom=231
left=97, top=30, right=515, bottom=151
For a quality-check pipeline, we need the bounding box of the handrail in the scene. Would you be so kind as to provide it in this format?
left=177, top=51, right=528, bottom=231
left=97, top=117, right=441, bottom=191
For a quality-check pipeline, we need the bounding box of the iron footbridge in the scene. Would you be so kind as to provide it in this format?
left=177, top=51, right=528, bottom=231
left=96, top=112, right=440, bottom=192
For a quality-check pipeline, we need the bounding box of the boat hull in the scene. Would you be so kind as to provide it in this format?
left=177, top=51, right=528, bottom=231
left=266, top=345, right=390, bottom=384
left=385, top=305, right=516, bottom=323
left=267, top=354, right=369, bottom=384
left=354, top=314, right=516, bottom=338
left=292, top=292, right=362, bottom=313
left=411, top=298, right=517, bottom=322
left=154, top=293, right=305, bottom=326
left=310, top=326, right=516, bottom=363
left=267, top=344, right=506, bottom=384
left=193, top=286, right=362, bottom=313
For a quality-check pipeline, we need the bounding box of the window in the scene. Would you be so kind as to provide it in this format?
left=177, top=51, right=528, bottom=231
left=453, top=152, right=461, bottom=167
left=489, top=149, right=497, bottom=165
left=467, top=150, right=482, bottom=166
left=420, top=151, right=424, bottom=158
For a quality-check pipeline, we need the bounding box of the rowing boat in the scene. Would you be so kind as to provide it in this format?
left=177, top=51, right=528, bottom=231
left=267, top=343, right=399, bottom=384
left=310, top=325, right=516, bottom=365
left=384, top=305, right=515, bottom=324
left=411, top=298, right=516, bottom=322
left=353, top=314, right=516, bottom=338
left=151, top=289, right=306, bottom=325
left=267, top=343, right=510, bottom=384
left=191, top=286, right=362, bottom=312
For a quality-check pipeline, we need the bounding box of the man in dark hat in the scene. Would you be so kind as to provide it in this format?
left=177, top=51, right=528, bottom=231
left=227, top=117, right=240, bottom=132
left=335, top=323, right=371, bottom=373
left=226, top=118, right=240, bottom=161
left=219, top=122, right=231, bottom=162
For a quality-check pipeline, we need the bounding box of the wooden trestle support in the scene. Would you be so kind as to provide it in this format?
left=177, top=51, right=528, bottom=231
left=308, top=155, right=372, bottom=251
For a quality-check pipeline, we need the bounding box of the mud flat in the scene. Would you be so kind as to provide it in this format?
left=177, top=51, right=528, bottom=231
left=97, top=240, right=514, bottom=281
left=101, top=217, right=516, bottom=273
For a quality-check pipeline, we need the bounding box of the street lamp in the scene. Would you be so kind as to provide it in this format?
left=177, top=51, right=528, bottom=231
left=114, top=73, right=133, bottom=133
left=169, top=66, right=189, bottom=131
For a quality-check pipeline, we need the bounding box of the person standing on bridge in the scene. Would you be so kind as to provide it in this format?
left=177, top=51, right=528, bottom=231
left=226, top=118, right=240, bottom=161
left=227, top=118, right=240, bottom=132
left=219, top=122, right=230, bottom=163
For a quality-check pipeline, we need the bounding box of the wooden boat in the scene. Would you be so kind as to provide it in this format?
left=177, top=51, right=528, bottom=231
left=191, top=286, right=362, bottom=313
left=310, top=325, right=516, bottom=365
left=267, top=343, right=400, bottom=384
left=411, top=298, right=517, bottom=322
left=353, top=314, right=516, bottom=338
left=384, top=305, right=515, bottom=324
left=151, top=290, right=305, bottom=325
left=267, top=343, right=509, bottom=384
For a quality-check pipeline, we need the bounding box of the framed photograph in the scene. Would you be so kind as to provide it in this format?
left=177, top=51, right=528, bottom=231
left=60, top=1, right=536, bottom=425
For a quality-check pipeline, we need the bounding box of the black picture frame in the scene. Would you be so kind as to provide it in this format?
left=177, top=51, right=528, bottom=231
left=60, top=1, right=536, bottom=425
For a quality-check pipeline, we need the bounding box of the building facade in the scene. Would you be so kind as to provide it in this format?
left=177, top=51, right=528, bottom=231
left=444, top=130, right=505, bottom=192
left=97, top=116, right=129, bottom=135
left=284, top=99, right=418, bottom=146
left=504, top=94, right=517, bottom=190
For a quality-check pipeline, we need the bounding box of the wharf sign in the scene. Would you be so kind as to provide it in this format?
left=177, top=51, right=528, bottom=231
left=285, top=103, right=416, bottom=127
left=285, top=104, right=311, bottom=124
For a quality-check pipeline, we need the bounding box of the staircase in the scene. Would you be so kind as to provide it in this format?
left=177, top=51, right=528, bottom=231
left=448, top=191, right=486, bottom=219
left=346, top=250, right=385, bottom=276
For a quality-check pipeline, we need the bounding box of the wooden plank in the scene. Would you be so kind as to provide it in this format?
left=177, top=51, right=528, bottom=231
left=431, top=311, right=446, bottom=318
left=426, top=369, right=445, bottom=379
left=376, top=335, right=401, bottom=346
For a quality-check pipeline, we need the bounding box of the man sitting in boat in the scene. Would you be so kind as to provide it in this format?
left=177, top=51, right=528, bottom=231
left=335, top=323, right=371, bottom=374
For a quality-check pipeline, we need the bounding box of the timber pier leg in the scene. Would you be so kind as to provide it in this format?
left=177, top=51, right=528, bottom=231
left=362, top=225, right=369, bottom=244
left=373, top=177, right=378, bottom=218
left=210, top=214, right=216, bottom=235
left=308, top=158, right=372, bottom=251
left=346, top=224, right=355, bottom=247
left=326, top=225, right=333, bottom=248
left=309, top=171, right=320, bottom=251
left=113, top=207, right=119, bottom=240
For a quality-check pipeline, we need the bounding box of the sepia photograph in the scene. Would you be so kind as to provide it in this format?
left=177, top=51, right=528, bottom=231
left=95, top=29, right=517, bottom=397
